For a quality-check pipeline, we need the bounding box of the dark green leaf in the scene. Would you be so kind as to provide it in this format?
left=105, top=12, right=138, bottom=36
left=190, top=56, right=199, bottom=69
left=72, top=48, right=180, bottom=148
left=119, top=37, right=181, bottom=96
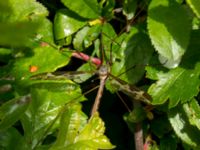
left=0, top=48, right=12, bottom=63
left=150, top=116, right=171, bottom=138
left=186, top=0, right=200, bottom=18
left=0, top=1, right=12, bottom=14
left=123, top=0, right=137, bottom=20
left=0, top=127, right=28, bottom=150
left=101, top=0, right=115, bottom=19
left=111, top=27, right=154, bottom=84
left=126, top=107, right=146, bottom=123
left=159, top=135, right=177, bottom=150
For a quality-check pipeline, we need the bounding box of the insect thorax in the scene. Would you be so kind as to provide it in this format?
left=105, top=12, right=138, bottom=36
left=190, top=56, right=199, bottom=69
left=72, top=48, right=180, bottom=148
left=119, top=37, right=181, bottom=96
left=98, top=65, right=110, bottom=77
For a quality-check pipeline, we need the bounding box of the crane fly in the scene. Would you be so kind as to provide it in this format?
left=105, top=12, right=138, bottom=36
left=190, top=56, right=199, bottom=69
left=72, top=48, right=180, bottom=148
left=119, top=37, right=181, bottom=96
left=31, top=24, right=152, bottom=116
left=30, top=3, right=153, bottom=149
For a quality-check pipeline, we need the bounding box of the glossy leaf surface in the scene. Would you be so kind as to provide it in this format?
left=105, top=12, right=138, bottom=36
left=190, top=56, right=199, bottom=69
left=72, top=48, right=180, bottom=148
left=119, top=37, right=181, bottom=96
left=0, top=95, right=30, bottom=131
left=147, top=65, right=200, bottom=107
left=169, top=104, right=200, bottom=148
left=51, top=110, right=115, bottom=150
left=61, top=0, right=101, bottom=19
left=21, top=79, right=85, bottom=148
left=148, top=0, right=192, bottom=63
left=54, top=9, right=87, bottom=40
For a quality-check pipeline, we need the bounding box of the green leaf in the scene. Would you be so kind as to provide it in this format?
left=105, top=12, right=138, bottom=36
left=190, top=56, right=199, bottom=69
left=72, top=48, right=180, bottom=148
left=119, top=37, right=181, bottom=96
left=0, top=0, right=48, bottom=22
left=0, top=48, right=12, bottom=63
left=101, top=0, right=115, bottom=19
left=73, top=63, right=96, bottom=83
left=126, top=107, right=146, bottom=123
left=0, top=95, right=31, bottom=131
left=186, top=0, right=200, bottom=18
left=73, top=26, right=90, bottom=51
left=0, top=127, right=28, bottom=150
left=168, top=104, right=200, bottom=148
left=51, top=111, right=115, bottom=150
left=0, top=1, right=12, bottom=14
left=21, top=80, right=84, bottom=148
left=50, top=103, right=87, bottom=149
left=0, top=21, right=40, bottom=46
left=54, top=9, right=87, bottom=40
left=183, top=99, right=200, bottom=130
left=148, top=0, right=192, bottom=63
left=159, top=135, right=177, bottom=150
left=124, top=28, right=154, bottom=84
left=6, top=44, right=71, bottom=80
left=73, top=25, right=102, bottom=51
left=35, top=18, right=55, bottom=44
left=123, top=0, right=137, bottom=20
left=73, top=112, right=115, bottom=149
left=148, top=65, right=200, bottom=108
left=150, top=116, right=171, bottom=138
left=110, top=27, right=154, bottom=84
left=0, top=0, right=50, bottom=47
left=84, top=24, right=102, bottom=48
left=61, top=0, right=101, bottom=19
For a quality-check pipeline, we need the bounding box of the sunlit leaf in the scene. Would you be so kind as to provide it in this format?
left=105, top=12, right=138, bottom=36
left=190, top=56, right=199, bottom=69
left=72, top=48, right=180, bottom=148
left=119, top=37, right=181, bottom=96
left=21, top=80, right=85, bottom=148
left=73, top=112, right=115, bottom=149
left=54, top=9, right=87, bottom=40
left=5, top=44, right=71, bottom=80
left=168, top=104, right=200, bottom=148
left=183, top=99, right=200, bottom=130
left=0, top=0, right=48, bottom=22
left=51, top=111, right=115, bottom=150
left=148, top=0, right=192, bottom=64
left=0, top=21, right=40, bottom=46
left=147, top=65, right=200, bottom=108
left=186, top=0, right=200, bottom=18
left=50, top=103, right=87, bottom=149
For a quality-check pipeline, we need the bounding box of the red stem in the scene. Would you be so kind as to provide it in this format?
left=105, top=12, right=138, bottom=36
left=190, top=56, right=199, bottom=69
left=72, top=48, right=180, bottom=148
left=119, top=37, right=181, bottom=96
left=72, top=52, right=102, bottom=66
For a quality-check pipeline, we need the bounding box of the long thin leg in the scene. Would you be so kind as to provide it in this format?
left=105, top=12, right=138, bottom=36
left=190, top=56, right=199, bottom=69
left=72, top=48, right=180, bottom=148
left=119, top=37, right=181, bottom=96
left=90, top=75, right=107, bottom=116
